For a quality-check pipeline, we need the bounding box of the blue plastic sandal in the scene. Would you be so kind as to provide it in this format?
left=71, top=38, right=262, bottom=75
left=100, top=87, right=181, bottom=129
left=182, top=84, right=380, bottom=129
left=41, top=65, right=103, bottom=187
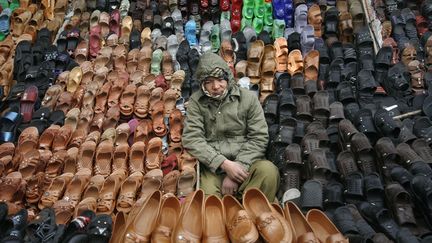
left=185, top=19, right=198, bottom=47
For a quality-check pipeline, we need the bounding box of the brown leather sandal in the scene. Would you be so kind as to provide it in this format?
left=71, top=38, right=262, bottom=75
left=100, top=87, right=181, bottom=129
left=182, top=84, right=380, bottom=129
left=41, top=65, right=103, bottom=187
left=151, top=100, right=168, bottom=137
left=52, top=125, right=73, bottom=152
left=162, top=170, right=180, bottom=194
left=94, top=82, right=112, bottom=114
left=96, top=174, right=122, bottom=215
left=163, top=88, right=177, bottom=116
left=119, top=84, right=137, bottom=116
left=38, top=173, right=74, bottom=210
left=116, top=171, right=144, bottom=213
left=176, top=166, right=197, bottom=197
left=102, top=105, right=121, bottom=131
left=94, top=140, right=114, bottom=177
left=129, top=141, right=146, bottom=174
left=41, top=85, right=63, bottom=110
left=138, top=46, right=152, bottom=75
left=304, top=50, right=319, bottom=81
left=127, top=48, right=140, bottom=74
left=169, top=109, right=183, bottom=143
left=140, top=169, right=163, bottom=200
left=246, top=40, right=265, bottom=84
left=145, top=137, right=163, bottom=171
left=17, top=127, right=39, bottom=155
left=134, top=119, right=154, bottom=144
left=162, top=50, right=174, bottom=80
left=39, top=125, right=61, bottom=150
left=179, top=151, right=197, bottom=170
left=287, top=49, right=304, bottom=76
left=45, top=149, right=67, bottom=178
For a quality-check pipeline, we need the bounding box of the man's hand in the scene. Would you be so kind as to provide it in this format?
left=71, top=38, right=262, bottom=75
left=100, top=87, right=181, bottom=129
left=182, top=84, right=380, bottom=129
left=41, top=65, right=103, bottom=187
left=220, top=159, right=249, bottom=183
left=222, top=176, right=239, bottom=196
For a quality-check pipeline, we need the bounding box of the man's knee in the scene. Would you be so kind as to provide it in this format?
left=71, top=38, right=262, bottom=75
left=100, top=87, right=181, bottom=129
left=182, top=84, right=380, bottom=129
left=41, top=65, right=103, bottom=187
left=251, top=159, right=280, bottom=179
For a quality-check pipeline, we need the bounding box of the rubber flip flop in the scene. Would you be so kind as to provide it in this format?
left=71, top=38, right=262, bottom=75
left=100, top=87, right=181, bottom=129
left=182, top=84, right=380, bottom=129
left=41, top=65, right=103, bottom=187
left=242, top=0, right=254, bottom=19
left=185, top=19, right=198, bottom=47
left=211, top=24, right=221, bottom=52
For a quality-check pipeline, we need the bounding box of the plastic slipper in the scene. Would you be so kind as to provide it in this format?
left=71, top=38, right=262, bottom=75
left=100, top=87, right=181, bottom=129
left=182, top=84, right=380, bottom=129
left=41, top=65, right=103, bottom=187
left=200, top=21, right=213, bottom=53
left=151, top=49, right=163, bottom=75
left=185, top=19, right=198, bottom=47
left=220, top=18, right=232, bottom=42
left=301, top=25, right=315, bottom=55
left=252, top=17, right=264, bottom=34
left=263, top=2, right=273, bottom=26
left=0, top=110, right=21, bottom=143
left=272, top=19, right=285, bottom=39
left=294, top=4, right=308, bottom=33
left=240, top=17, right=252, bottom=31
left=358, top=202, right=400, bottom=240
left=364, top=173, right=384, bottom=207
left=211, top=24, right=221, bottom=52
left=300, top=179, right=323, bottom=210
left=242, top=0, right=254, bottom=19
left=0, top=8, right=11, bottom=36
left=20, top=85, right=38, bottom=123
left=254, top=0, right=265, bottom=18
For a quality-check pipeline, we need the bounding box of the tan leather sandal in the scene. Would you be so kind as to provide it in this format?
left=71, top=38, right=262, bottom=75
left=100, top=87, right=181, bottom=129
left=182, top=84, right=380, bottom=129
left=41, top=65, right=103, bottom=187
left=116, top=171, right=144, bottom=213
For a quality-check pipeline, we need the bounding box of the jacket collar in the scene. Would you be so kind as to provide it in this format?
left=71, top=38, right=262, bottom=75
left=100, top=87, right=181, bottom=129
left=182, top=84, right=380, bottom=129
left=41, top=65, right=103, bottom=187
left=197, top=82, right=241, bottom=104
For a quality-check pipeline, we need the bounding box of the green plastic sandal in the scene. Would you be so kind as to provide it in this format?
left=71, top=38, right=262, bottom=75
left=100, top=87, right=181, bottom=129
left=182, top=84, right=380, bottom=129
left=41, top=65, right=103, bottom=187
left=263, top=25, right=273, bottom=35
left=211, top=24, right=221, bottom=53
left=252, top=17, right=264, bottom=34
left=263, top=3, right=273, bottom=26
left=254, top=0, right=265, bottom=18
left=242, top=0, right=254, bottom=19
left=9, top=0, right=19, bottom=11
left=272, top=19, right=285, bottom=39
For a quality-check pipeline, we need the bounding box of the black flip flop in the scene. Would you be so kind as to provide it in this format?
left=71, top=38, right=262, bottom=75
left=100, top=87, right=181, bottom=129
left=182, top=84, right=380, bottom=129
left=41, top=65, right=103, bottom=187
left=0, top=109, right=22, bottom=143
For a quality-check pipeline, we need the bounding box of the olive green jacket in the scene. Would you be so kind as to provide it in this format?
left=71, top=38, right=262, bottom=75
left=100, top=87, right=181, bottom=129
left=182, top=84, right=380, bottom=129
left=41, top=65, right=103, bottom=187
left=182, top=53, right=269, bottom=173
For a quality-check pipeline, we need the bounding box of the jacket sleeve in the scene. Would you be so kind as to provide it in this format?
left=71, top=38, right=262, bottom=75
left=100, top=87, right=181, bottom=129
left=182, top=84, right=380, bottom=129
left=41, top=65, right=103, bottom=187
left=182, top=98, right=227, bottom=173
left=235, top=94, right=269, bottom=171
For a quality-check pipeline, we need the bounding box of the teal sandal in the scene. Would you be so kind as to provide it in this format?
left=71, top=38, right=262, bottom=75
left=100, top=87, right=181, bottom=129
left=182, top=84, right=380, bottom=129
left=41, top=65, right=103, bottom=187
left=241, top=17, right=253, bottom=31
left=272, top=19, right=285, bottom=39
left=211, top=24, right=221, bottom=53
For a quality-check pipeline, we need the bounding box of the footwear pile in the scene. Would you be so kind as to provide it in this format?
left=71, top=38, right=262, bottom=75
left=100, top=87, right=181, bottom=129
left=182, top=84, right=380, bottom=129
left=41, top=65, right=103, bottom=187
left=0, top=0, right=432, bottom=242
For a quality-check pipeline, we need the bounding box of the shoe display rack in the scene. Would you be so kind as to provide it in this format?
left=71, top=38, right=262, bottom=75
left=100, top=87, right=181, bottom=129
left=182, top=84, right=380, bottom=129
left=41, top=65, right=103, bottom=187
left=0, top=0, right=432, bottom=242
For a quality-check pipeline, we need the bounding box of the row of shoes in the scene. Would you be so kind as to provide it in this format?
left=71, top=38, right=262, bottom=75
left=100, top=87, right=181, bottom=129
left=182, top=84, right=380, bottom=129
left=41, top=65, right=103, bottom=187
left=0, top=122, right=198, bottom=222
left=112, top=188, right=349, bottom=243
left=0, top=187, right=348, bottom=243
left=0, top=204, right=114, bottom=242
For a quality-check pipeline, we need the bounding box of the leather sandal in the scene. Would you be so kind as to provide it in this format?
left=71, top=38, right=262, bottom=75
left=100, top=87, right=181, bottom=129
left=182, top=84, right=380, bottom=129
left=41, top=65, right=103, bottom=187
left=163, top=88, right=177, bottom=116
left=116, top=171, right=144, bottom=213
left=151, top=100, right=168, bottom=137
left=134, top=119, right=154, bottom=144
left=39, top=173, right=74, bottom=210
left=260, top=44, right=276, bottom=102
left=179, top=151, right=198, bottom=170
left=137, top=169, right=162, bottom=201
left=96, top=174, right=122, bottom=215
left=119, top=84, right=137, bottom=117
left=134, top=84, right=151, bottom=118
left=145, top=137, right=164, bottom=171
left=94, top=140, right=114, bottom=177
left=169, top=109, right=183, bottom=143
left=304, top=50, right=319, bottom=81
left=129, top=141, right=146, bottom=174
left=246, top=40, right=265, bottom=84
left=287, top=49, right=303, bottom=76
left=274, top=37, right=288, bottom=72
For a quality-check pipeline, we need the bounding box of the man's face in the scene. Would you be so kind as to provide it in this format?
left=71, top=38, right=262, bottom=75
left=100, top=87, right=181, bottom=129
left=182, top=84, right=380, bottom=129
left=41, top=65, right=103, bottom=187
left=203, top=77, right=228, bottom=97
